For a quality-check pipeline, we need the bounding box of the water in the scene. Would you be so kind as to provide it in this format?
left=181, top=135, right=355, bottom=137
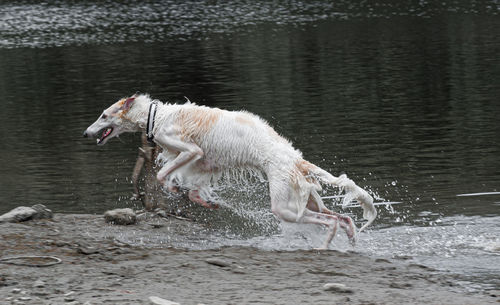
left=1, top=0, right=499, bottom=292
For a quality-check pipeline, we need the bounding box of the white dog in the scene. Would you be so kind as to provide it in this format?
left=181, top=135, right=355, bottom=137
left=84, top=94, right=376, bottom=248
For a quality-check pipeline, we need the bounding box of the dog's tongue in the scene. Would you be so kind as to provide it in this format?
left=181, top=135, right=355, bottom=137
left=102, top=128, right=112, bottom=138
left=97, top=127, right=112, bottom=144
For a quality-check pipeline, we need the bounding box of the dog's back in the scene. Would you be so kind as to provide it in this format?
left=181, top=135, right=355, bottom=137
left=159, top=103, right=302, bottom=173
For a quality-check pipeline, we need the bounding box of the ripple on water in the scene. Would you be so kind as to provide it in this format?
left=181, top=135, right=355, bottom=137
left=1, top=0, right=499, bottom=48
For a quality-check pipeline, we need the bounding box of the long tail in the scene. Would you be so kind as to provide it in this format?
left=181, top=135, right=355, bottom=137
left=307, top=163, right=377, bottom=233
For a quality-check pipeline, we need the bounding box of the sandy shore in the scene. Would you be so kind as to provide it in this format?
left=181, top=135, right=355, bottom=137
left=0, top=214, right=497, bottom=305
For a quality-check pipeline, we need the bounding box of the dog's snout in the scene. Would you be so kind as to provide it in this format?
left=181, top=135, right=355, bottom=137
left=83, top=131, right=88, bottom=138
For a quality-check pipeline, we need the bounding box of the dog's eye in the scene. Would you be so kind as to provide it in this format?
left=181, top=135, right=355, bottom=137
left=101, top=114, right=108, bottom=119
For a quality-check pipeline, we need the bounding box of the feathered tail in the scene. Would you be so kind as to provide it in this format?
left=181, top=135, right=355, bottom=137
left=305, top=162, right=377, bottom=232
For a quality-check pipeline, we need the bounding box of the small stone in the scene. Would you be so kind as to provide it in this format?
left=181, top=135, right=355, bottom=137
left=0, top=206, right=37, bottom=223
left=206, top=258, right=231, bottom=268
left=0, top=204, right=52, bottom=223
left=33, top=279, right=46, bottom=288
left=18, top=296, right=32, bottom=301
left=150, top=223, right=164, bottom=228
left=11, top=288, right=22, bottom=294
left=149, top=296, right=180, bottom=305
left=30, top=204, right=53, bottom=220
left=32, top=290, right=50, bottom=297
left=104, top=208, right=137, bottom=225
left=156, top=210, right=169, bottom=218
left=232, top=269, right=246, bottom=274
left=77, top=246, right=100, bottom=255
left=390, top=282, right=412, bottom=289
left=323, top=283, right=354, bottom=293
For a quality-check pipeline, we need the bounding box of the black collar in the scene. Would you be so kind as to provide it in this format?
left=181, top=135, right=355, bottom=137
left=146, top=101, right=158, bottom=143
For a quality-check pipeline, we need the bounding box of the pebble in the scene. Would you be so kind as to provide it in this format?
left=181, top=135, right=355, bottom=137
left=11, top=288, right=22, bottom=294
left=205, top=258, right=231, bottom=268
left=389, top=282, right=412, bottom=289
left=30, top=204, right=54, bottom=220
left=0, top=204, right=53, bottom=223
left=323, top=283, right=354, bottom=293
left=77, top=246, right=100, bottom=255
left=104, top=208, right=137, bottom=225
left=149, top=296, right=180, bottom=305
left=33, top=279, right=46, bottom=288
left=32, top=290, right=50, bottom=297
left=0, top=206, right=37, bottom=223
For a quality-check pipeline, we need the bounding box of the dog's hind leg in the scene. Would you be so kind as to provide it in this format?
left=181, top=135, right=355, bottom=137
left=269, top=179, right=340, bottom=249
left=300, top=210, right=340, bottom=250
left=307, top=190, right=357, bottom=244
left=306, top=164, right=377, bottom=233
left=188, top=190, right=219, bottom=209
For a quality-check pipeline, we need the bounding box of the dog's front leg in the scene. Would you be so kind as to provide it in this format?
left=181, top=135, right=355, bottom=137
left=154, top=132, right=203, bottom=184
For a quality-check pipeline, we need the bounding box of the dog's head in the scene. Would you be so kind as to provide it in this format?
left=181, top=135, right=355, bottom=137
left=83, top=95, right=139, bottom=145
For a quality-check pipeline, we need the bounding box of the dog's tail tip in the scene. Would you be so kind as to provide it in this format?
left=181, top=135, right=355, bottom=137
left=358, top=197, right=377, bottom=233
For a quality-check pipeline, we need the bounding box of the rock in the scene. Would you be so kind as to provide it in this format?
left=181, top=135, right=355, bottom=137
left=77, top=246, right=100, bottom=255
left=64, top=295, right=76, bottom=302
left=30, top=204, right=53, bottom=220
left=0, top=206, right=37, bottom=223
left=104, top=208, right=137, bottom=225
left=149, top=296, right=180, bottom=305
left=32, top=290, right=50, bottom=297
left=11, top=288, right=22, bottom=294
left=389, top=282, right=412, bottom=289
left=155, top=209, right=169, bottom=218
left=33, top=279, right=46, bottom=288
left=206, top=258, right=231, bottom=268
left=323, top=283, right=354, bottom=293
left=0, top=204, right=53, bottom=223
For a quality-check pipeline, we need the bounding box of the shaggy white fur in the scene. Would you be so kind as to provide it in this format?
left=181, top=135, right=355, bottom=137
left=84, top=94, right=377, bottom=248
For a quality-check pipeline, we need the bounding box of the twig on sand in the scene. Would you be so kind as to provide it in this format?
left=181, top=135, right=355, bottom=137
left=163, top=213, right=193, bottom=222
left=0, top=255, right=62, bottom=267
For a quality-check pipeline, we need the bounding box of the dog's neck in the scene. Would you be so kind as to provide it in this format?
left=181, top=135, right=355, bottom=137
left=124, top=95, right=157, bottom=130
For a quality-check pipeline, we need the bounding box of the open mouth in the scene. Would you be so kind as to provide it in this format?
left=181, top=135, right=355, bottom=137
left=97, top=127, right=113, bottom=144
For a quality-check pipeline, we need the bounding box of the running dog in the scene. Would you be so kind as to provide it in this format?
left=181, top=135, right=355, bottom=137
left=83, top=94, right=376, bottom=248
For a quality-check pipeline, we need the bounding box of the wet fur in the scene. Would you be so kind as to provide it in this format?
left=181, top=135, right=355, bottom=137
left=84, top=94, right=376, bottom=248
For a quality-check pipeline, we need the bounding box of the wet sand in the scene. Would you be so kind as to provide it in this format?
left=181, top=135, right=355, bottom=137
left=0, top=214, right=497, bottom=305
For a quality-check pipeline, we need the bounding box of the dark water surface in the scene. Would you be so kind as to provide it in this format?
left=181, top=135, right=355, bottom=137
left=1, top=0, right=499, bottom=291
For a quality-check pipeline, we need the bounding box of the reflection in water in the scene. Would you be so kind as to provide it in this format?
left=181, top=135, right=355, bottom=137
left=1, top=0, right=499, bottom=48
left=0, top=0, right=499, bottom=291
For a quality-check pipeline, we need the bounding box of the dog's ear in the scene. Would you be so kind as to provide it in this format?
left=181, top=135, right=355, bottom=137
left=122, top=97, right=135, bottom=111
